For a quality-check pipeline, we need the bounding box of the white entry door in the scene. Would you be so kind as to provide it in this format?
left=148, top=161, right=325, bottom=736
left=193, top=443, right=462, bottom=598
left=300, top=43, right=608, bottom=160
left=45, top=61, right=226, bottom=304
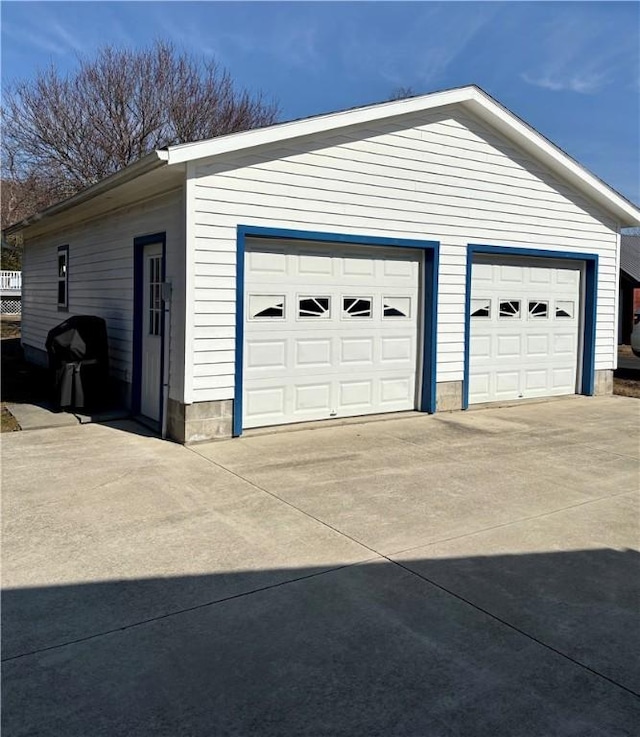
left=469, top=256, right=581, bottom=404
left=140, top=243, right=163, bottom=421
left=243, top=240, right=421, bottom=429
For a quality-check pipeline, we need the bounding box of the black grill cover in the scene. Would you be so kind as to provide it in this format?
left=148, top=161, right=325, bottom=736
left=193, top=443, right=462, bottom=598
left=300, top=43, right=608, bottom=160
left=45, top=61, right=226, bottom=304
left=46, top=316, right=110, bottom=410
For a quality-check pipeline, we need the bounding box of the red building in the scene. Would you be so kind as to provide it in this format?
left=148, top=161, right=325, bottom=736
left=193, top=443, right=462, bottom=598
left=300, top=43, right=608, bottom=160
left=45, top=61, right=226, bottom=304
left=620, top=234, right=640, bottom=344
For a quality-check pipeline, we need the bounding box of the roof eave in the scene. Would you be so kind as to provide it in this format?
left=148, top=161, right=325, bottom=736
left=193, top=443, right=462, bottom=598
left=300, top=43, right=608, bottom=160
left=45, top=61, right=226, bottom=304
left=163, top=85, right=640, bottom=228
left=463, top=91, right=640, bottom=227
left=163, top=85, right=479, bottom=165
left=4, top=151, right=169, bottom=236
left=7, top=85, right=639, bottom=235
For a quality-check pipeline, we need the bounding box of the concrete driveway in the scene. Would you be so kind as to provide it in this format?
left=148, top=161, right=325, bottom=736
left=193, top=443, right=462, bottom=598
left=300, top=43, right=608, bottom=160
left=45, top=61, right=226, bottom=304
left=2, top=396, right=639, bottom=736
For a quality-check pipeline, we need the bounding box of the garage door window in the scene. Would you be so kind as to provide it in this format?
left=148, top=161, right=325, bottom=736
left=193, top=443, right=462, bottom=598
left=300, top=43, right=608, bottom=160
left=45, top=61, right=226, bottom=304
left=471, top=299, right=491, bottom=318
left=298, top=296, right=330, bottom=318
left=528, top=300, right=548, bottom=319
left=342, top=297, right=372, bottom=318
left=383, top=297, right=411, bottom=318
left=555, top=301, right=574, bottom=318
left=499, top=300, right=520, bottom=318
left=249, top=295, right=285, bottom=319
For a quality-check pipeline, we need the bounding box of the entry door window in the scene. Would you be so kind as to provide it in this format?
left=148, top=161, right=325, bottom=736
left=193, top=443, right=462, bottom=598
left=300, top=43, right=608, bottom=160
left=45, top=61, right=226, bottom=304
left=148, top=255, right=163, bottom=335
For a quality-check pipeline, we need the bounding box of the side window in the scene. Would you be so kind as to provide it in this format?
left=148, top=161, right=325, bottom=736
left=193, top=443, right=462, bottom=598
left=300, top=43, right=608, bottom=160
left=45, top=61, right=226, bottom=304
left=57, top=245, right=69, bottom=309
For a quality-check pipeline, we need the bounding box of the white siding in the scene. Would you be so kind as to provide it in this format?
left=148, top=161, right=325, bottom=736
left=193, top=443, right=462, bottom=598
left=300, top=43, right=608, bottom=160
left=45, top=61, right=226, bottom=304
left=22, top=191, right=185, bottom=403
left=187, top=109, right=619, bottom=403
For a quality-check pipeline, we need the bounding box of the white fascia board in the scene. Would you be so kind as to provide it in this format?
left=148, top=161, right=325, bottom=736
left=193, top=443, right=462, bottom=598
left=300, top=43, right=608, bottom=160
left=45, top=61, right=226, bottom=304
left=163, top=85, right=640, bottom=227
left=163, top=86, right=474, bottom=164
left=4, top=151, right=169, bottom=236
left=464, top=90, right=640, bottom=226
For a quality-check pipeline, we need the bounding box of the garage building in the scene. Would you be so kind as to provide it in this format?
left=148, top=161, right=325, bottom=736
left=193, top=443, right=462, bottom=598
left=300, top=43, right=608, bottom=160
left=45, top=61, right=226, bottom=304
left=7, top=86, right=640, bottom=442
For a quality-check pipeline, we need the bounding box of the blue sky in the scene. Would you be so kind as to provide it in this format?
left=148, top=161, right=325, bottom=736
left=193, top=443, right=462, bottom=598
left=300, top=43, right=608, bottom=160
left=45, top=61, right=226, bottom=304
left=2, top=1, right=639, bottom=204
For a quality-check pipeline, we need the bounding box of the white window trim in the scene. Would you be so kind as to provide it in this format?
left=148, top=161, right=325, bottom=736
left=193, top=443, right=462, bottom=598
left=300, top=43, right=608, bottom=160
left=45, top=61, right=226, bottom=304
left=57, top=245, right=69, bottom=310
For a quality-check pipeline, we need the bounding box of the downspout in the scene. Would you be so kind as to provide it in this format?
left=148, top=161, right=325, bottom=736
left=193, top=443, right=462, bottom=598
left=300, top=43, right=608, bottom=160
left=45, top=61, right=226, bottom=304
left=161, top=280, right=172, bottom=439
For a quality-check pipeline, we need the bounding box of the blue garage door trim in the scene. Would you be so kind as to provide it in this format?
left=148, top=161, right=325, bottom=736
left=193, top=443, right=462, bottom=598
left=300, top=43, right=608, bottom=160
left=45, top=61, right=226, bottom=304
left=234, top=225, right=440, bottom=437
left=463, top=243, right=599, bottom=410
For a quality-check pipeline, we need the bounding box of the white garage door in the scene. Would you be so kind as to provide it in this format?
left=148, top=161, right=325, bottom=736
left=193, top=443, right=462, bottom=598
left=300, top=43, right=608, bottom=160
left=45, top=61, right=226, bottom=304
left=469, top=256, right=581, bottom=404
left=243, top=240, right=421, bottom=429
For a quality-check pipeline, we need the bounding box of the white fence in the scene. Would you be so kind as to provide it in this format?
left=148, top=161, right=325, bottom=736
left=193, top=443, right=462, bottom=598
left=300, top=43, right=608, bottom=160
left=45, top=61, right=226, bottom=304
left=1, top=271, right=21, bottom=291
left=1, top=271, right=22, bottom=314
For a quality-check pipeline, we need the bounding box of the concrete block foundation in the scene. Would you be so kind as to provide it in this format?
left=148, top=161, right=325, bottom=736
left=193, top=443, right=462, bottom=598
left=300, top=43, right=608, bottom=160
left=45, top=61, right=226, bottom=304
left=593, top=369, right=614, bottom=396
left=167, top=398, right=233, bottom=444
left=436, top=381, right=463, bottom=412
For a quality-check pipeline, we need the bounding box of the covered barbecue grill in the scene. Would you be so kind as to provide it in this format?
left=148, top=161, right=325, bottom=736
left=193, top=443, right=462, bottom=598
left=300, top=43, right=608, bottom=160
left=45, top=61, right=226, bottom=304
left=45, top=315, right=109, bottom=410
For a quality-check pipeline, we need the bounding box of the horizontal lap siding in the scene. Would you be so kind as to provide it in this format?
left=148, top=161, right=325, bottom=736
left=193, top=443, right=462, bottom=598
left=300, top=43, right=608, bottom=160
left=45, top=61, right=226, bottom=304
left=189, top=110, right=618, bottom=402
left=22, top=192, right=184, bottom=397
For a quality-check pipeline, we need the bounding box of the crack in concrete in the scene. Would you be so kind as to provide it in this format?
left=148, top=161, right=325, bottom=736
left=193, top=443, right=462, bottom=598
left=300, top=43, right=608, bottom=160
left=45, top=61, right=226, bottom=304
left=387, top=487, right=639, bottom=558
left=192, top=449, right=640, bottom=700
left=5, top=439, right=637, bottom=705
left=1, top=559, right=377, bottom=663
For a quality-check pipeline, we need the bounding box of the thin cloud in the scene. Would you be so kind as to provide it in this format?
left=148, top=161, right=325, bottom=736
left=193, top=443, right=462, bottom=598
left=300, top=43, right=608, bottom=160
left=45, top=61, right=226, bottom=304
left=50, top=21, right=87, bottom=54
left=2, top=16, right=87, bottom=57
left=273, top=23, right=320, bottom=68
left=150, top=14, right=238, bottom=61
left=4, top=22, right=66, bottom=55
left=104, top=11, right=136, bottom=49
left=343, top=4, right=501, bottom=90
left=414, top=4, right=501, bottom=85
left=521, top=10, right=637, bottom=95
left=521, top=72, right=607, bottom=95
left=148, top=4, right=321, bottom=69
left=216, top=18, right=322, bottom=70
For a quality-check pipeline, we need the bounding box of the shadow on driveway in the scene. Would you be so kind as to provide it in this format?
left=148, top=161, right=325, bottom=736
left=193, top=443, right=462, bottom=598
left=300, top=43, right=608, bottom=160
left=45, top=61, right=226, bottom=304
left=3, top=550, right=639, bottom=737
left=1, top=338, right=50, bottom=406
left=1, top=337, right=136, bottom=432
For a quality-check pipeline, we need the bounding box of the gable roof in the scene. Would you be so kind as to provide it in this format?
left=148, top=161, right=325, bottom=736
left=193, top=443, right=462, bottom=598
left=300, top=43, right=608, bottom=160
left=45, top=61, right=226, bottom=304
left=6, top=85, right=640, bottom=235
left=621, top=234, right=640, bottom=282
left=162, top=84, right=639, bottom=225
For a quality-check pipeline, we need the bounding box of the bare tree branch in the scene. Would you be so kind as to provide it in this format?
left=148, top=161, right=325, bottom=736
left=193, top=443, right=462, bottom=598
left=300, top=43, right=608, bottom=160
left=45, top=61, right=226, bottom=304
left=1, top=41, right=280, bottom=230
left=388, top=86, right=418, bottom=101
